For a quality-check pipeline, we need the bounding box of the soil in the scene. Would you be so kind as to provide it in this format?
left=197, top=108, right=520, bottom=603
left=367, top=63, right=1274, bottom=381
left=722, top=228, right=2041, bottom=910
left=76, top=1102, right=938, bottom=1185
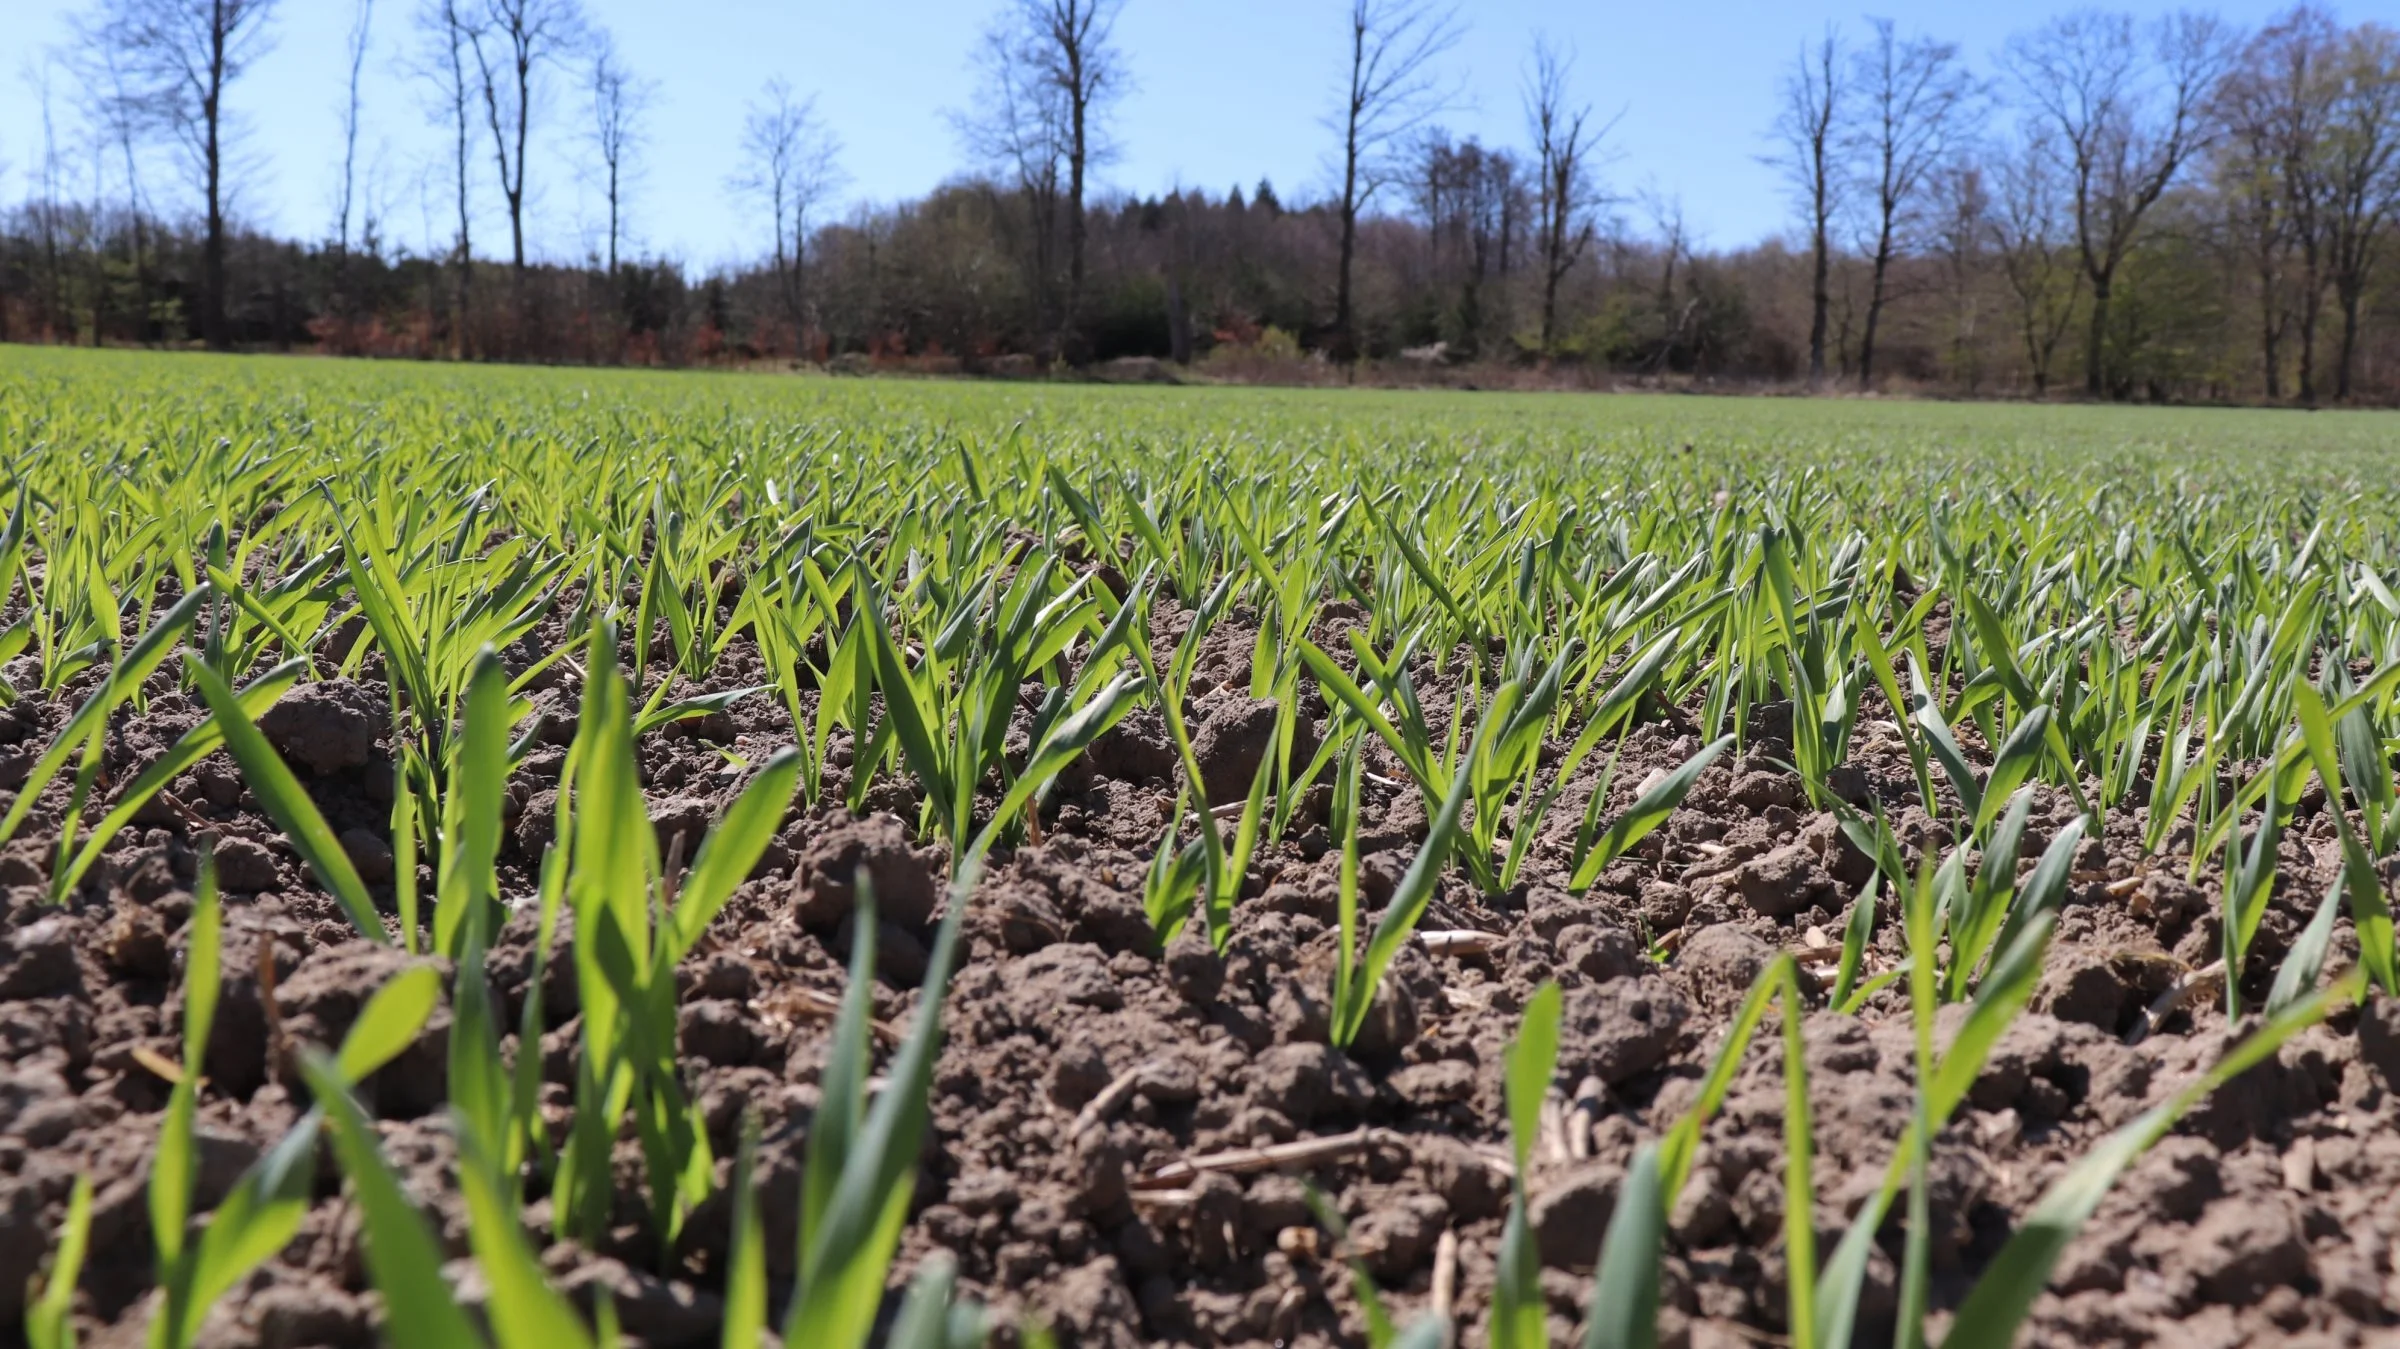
left=1, top=605, right=2397, bottom=1349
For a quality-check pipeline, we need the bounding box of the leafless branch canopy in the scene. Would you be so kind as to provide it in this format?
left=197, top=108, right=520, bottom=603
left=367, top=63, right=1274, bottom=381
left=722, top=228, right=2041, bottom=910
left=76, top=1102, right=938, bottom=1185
left=1525, top=34, right=1616, bottom=356
left=1337, top=0, right=1464, bottom=207
left=2003, top=7, right=2234, bottom=392
left=731, top=77, right=845, bottom=350
left=1331, top=0, right=1463, bottom=351
left=585, top=30, right=654, bottom=272
left=463, top=0, right=586, bottom=271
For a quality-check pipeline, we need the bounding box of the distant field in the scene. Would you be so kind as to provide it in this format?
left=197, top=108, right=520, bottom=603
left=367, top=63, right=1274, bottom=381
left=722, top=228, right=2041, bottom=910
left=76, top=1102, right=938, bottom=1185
left=9, top=343, right=2400, bottom=480
left=6, top=342, right=2400, bottom=1349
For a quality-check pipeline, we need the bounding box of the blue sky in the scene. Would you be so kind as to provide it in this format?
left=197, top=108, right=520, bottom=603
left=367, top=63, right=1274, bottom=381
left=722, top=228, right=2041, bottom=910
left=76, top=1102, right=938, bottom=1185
left=0, top=0, right=2317, bottom=268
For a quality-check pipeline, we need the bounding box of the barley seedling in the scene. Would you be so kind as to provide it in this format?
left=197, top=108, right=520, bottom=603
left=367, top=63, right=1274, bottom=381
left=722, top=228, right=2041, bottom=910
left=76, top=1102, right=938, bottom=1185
left=1328, top=717, right=1479, bottom=1050
left=23, top=1175, right=89, bottom=1349
left=0, top=585, right=210, bottom=855
left=1490, top=981, right=1562, bottom=1349
left=553, top=619, right=798, bottom=1250
left=68, top=853, right=447, bottom=1349
left=50, top=658, right=307, bottom=901
left=785, top=871, right=970, bottom=1349
left=1566, top=735, right=1733, bottom=894
left=183, top=655, right=386, bottom=943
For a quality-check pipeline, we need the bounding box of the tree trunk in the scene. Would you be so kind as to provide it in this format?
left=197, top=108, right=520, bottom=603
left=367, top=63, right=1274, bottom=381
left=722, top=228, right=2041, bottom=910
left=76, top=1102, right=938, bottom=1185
left=510, top=59, right=530, bottom=272
left=1066, top=46, right=1088, bottom=359
left=1859, top=227, right=1894, bottom=390
left=606, top=160, right=620, bottom=275
left=88, top=204, right=105, bottom=347
left=448, top=7, right=473, bottom=360
left=794, top=218, right=810, bottom=358
left=2259, top=250, right=2282, bottom=401
left=202, top=6, right=229, bottom=350
left=1167, top=272, right=1191, bottom=365
left=2296, top=242, right=2321, bottom=406
left=1807, top=218, right=1830, bottom=385
left=2336, top=284, right=2362, bottom=401
left=1540, top=265, right=1560, bottom=359
left=1335, top=126, right=1360, bottom=362
left=2084, top=274, right=2111, bottom=397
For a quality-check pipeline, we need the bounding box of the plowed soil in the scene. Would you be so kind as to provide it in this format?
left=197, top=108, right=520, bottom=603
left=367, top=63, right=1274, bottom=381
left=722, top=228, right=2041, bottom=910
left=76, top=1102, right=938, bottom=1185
left=2, top=605, right=2395, bottom=1349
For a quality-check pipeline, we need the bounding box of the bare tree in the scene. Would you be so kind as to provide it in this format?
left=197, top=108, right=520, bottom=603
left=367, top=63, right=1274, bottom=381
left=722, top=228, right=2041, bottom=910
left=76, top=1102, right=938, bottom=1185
left=1770, top=27, right=1844, bottom=385
left=27, top=57, right=70, bottom=340
left=2004, top=10, right=2233, bottom=396
left=335, top=0, right=375, bottom=256
left=731, top=79, right=845, bottom=356
left=2214, top=47, right=2296, bottom=399
left=957, top=23, right=1062, bottom=350
left=2325, top=20, right=2400, bottom=400
left=2219, top=8, right=2347, bottom=403
left=1640, top=187, right=1695, bottom=373
left=1412, top=132, right=1524, bottom=356
left=1930, top=159, right=1990, bottom=389
left=1024, top=0, right=1122, bottom=336
left=1525, top=36, right=1611, bottom=359
left=322, top=0, right=375, bottom=324
left=88, top=0, right=278, bottom=349
left=466, top=0, right=584, bottom=282
left=70, top=30, right=157, bottom=340
left=958, top=0, right=1124, bottom=358
left=1849, top=18, right=1973, bottom=389
left=418, top=0, right=479, bottom=354
left=584, top=31, right=652, bottom=275
left=1990, top=126, right=2084, bottom=396
left=1331, top=0, right=1462, bottom=359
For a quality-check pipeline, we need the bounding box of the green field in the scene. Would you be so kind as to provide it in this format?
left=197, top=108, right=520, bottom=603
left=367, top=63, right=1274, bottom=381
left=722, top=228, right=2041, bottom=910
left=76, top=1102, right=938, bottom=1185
left=9, top=343, right=2400, bottom=1348
left=11, top=343, right=2400, bottom=468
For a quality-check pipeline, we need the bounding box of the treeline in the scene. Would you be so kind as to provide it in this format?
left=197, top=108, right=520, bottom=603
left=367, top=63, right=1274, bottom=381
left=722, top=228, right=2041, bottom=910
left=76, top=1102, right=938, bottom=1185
left=3, top=0, right=2399, bottom=403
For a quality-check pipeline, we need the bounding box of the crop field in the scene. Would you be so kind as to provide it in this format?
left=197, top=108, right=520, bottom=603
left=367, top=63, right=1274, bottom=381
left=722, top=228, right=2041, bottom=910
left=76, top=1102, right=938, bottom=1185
left=8, top=344, right=2400, bottom=1349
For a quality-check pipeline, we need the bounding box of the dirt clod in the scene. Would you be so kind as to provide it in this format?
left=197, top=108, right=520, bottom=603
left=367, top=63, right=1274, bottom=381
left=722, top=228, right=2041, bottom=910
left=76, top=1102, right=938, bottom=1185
left=210, top=836, right=280, bottom=892
left=255, top=681, right=381, bottom=775
left=791, top=813, right=938, bottom=931
left=1191, top=698, right=1281, bottom=805
left=1530, top=1161, right=1622, bottom=1269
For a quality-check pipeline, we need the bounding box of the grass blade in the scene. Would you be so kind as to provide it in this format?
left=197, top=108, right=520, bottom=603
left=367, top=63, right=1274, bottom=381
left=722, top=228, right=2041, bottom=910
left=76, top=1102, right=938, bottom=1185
left=456, top=1124, right=594, bottom=1349
left=722, top=1113, right=768, bottom=1349
left=1658, top=956, right=1783, bottom=1200
left=295, top=1050, right=488, bottom=1349
left=56, top=658, right=306, bottom=897
left=1570, top=735, right=1732, bottom=892
left=332, top=964, right=441, bottom=1086
left=1779, top=965, right=1817, bottom=1349
left=1940, top=971, right=2362, bottom=1349
left=1493, top=981, right=1563, bottom=1349
left=185, top=657, right=385, bottom=943
left=2267, top=879, right=2343, bottom=1016
left=1832, top=878, right=1876, bottom=1012
left=788, top=876, right=971, bottom=1349
left=1582, top=1142, right=1663, bottom=1349
left=0, top=583, right=211, bottom=848
left=1333, top=756, right=1473, bottom=1047
left=28, top=1174, right=92, bottom=1349
left=434, top=649, right=511, bottom=957
left=671, top=747, right=802, bottom=960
